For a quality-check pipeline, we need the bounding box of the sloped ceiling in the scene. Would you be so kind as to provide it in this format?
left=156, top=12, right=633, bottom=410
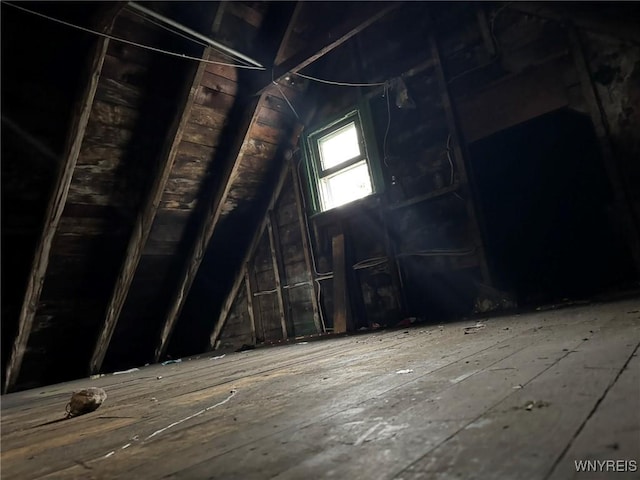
left=1, top=0, right=400, bottom=392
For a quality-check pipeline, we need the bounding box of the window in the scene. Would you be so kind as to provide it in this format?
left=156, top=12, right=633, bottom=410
left=305, top=109, right=379, bottom=212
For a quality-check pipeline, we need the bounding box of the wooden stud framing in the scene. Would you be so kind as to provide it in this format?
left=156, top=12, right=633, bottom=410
left=267, top=210, right=289, bottom=339
left=209, top=161, right=292, bottom=350
left=3, top=14, right=120, bottom=392
left=567, top=26, right=640, bottom=271
left=162, top=5, right=401, bottom=360
left=89, top=48, right=211, bottom=375
left=289, top=159, right=323, bottom=333
left=244, top=266, right=257, bottom=345
left=428, top=32, right=493, bottom=286
left=331, top=232, right=348, bottom=334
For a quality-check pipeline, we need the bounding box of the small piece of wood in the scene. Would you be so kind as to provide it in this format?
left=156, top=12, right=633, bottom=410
left=66, top=387, right=107, bottom=418
left=332, top=232, right=349, bottom=334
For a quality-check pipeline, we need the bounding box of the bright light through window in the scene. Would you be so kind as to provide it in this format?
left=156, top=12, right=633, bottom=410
left=320, top=161, right=373, bottom=210
left=307, top=110, right=377, bottom=212
left=318, top=122, right=360, bottom=170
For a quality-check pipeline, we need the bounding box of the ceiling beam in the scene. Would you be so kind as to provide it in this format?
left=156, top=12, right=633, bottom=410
left=277, top=2, right=400, bottom=76
left=3, top=4, right=123, bottom=393
left=88, top=54, right=210, bottom=376
left=259, top=2, right=401, bottom=94
left=89, top=4, right=229, bottom=375
left=153, top=1, right=401, bottom=361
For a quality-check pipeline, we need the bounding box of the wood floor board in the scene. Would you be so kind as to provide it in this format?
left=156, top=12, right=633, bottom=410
left=395, top=314, right=640, bottom=480
left=1, top=299, right=638, bottom=480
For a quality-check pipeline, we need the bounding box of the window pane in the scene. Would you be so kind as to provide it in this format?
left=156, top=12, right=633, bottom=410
left=320, top=160, right=373, bottom=210
left=318, top=122, right=361, bottom=170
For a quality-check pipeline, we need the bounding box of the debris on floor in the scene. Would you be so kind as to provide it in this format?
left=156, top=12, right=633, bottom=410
left=523, top=400, right=550, bottom=411
left=161, top=359, right=182, bottom=365
left=474, top=283, right=517, bottom=313
left=236, top=344, right=255, bottom=352
left=210, top=354, right=226, bottom=360
left=464, top=322, right=486, bottom=334
left=66, top=387, right=107, bottom=418
left=112, top=368, right=140, bottom=375
left=396, top=369, right=414, bottom=374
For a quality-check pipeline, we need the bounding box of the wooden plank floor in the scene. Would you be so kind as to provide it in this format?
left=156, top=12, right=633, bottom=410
left=2, top=299, right=639, bottom=479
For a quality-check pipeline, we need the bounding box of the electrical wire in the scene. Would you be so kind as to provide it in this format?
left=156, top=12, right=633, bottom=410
left=273, top=81, right=301, bottom=120
left=293, top=72, right=387, bottom=88
left=489, top=2, right=513, bottom=55
left=126, top=8, right=209, bottom=48
left=383, top=81, right=392, bottom=167
left=446, top=134, right=455, bottom=186
left=396, top=247, right=476, bottom=258
left=352, top=257, right=389, bottom=270
left=125, top=6, right=255, bottom=68
left=3, top=2, right=266, bottom=70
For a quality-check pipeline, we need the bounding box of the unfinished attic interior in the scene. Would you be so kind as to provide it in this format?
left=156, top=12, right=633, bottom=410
left=1, top=1, right=639, bottom=478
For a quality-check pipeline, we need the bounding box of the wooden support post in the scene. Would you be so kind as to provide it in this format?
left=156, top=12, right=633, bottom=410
left=428, top=32, right=493, bottom=286
left=244, top=266, right=256, bottom=345
left=332, top=232, right=349, bottom=334
left=155, top=94, right=263, bottom=362
left=2, top=12, right=120, bottom=392
left=89, top=48, right=210, bottom=375
left=289, top=160, right=323, bottom=333
left=209, top=161, right=292, bottom=350
left=267, top=210, right=289, bottom=339
left=568, top=27, right=640, bottom=271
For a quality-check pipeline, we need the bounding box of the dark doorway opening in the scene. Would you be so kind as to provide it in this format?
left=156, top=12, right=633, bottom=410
left=469, top=108, right=636, bottom=306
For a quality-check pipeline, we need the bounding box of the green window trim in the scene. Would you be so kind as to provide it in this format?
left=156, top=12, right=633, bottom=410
left=302, top=100, right=384, bottom=214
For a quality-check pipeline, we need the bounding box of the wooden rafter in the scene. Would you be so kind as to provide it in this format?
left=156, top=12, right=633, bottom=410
left=88, top=51, right=211, bottom=375
left=156, top=3, right=400, bottom=360
left=267, top=210, right=289, bottom=339
left=88, top=4, right=229, bottom=375
left=3, top=5, right=123, bottom=393
left=262, top=2, right=402, bottom=94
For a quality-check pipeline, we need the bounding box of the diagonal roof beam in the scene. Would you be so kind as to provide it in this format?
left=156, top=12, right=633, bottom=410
left=258, top=2, right=401, bottom=95
left=3, top=4, right=124, bottom=393
left=154, top=2, right=399, bottom=361
left=88, top=4, right=228, bottom=376
left=89, top=55, right=212, bottom=375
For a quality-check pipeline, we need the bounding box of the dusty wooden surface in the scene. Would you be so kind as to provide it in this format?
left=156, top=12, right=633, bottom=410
left=1, top=299, right=638, bottom=479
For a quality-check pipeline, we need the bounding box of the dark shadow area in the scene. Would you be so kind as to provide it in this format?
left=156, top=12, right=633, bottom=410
left=469, top=108, right=637, bottom=305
